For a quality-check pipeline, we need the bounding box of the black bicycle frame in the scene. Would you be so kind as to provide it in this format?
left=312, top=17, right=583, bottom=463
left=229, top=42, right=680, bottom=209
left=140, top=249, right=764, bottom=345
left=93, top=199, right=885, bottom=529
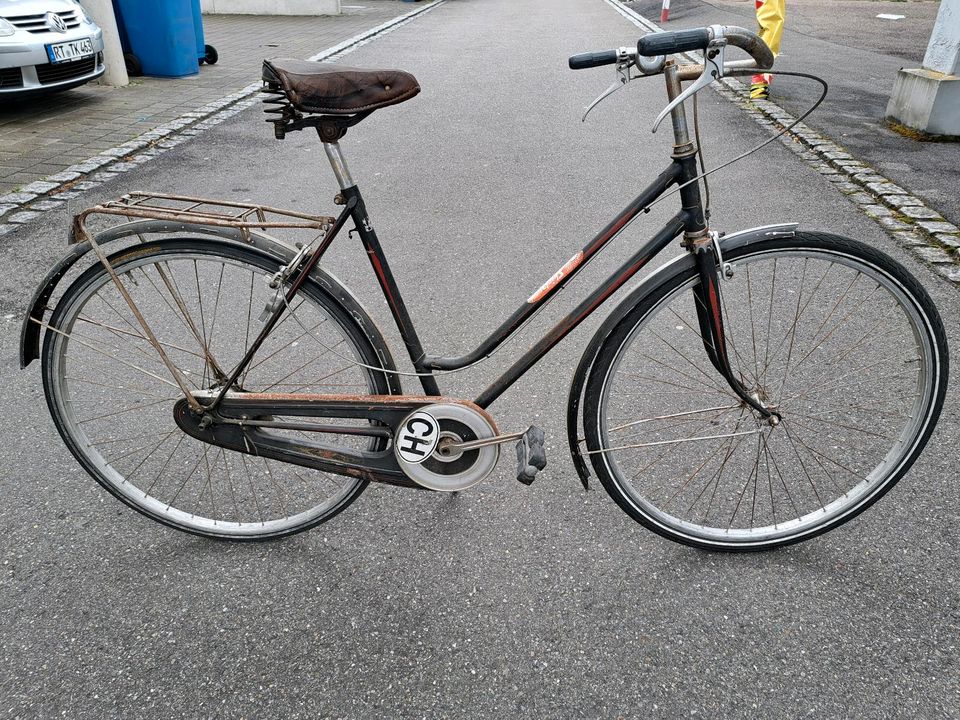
left=209, top=61, right=768, bottom=418
left=261, top=152, right=708, bottom=411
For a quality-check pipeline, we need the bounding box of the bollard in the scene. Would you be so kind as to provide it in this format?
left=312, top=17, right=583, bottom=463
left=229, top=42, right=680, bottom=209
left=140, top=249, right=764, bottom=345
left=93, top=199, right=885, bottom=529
left=660, top=0, right=670, bottom=23
left=81, top=0, right=128, bottom=86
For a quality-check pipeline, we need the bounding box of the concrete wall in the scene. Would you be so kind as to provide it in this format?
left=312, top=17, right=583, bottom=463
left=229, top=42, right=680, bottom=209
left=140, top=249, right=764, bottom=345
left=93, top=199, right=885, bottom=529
left=200, top=0, right=341, bottom=15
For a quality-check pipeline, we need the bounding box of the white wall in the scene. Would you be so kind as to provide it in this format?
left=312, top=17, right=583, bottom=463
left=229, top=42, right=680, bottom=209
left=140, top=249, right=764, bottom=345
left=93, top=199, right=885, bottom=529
left=200, top=0, right=341, bottom=15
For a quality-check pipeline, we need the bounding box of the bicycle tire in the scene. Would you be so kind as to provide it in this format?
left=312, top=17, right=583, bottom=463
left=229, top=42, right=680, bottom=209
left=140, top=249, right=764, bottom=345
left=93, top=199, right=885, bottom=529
left=583, top=231, right=949, bottom=551
left=42, top=238, right=398, bottom=540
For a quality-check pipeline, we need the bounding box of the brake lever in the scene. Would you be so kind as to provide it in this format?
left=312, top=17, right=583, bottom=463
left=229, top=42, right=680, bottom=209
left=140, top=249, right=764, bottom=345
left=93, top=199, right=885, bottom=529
left=652, top=25, right=726, bottom=133
left=581, top=48, right=638, bottom=122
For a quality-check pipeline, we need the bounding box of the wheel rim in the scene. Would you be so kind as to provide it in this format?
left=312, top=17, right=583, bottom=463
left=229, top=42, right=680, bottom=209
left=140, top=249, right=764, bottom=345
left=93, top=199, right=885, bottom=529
left=594, top=245, right=939, bottom=547
left=46, top=244, right=382, bottom=538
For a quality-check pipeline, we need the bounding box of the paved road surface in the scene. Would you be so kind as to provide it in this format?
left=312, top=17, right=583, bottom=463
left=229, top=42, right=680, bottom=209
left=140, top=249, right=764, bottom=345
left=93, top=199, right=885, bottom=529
left=629, top=0, right=960, bottom=232
left=1, top=0, right=958, bottom=717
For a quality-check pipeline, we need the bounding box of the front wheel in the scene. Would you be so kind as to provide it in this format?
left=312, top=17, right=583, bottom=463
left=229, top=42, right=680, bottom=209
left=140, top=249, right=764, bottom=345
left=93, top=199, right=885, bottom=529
left=583, top=231, right=949, bottom=551
left=42, top=239, right=397, bottom=540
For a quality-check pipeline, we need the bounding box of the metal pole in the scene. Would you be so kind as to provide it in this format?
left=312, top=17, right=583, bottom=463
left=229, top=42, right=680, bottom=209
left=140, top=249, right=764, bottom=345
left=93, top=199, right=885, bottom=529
left=82, top=0, right=129, bottom=87
left=660, top=0, right=670, bottom=23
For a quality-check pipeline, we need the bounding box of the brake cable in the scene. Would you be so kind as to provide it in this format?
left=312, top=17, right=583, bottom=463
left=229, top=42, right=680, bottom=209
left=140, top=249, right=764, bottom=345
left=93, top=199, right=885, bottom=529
left=692, top=91, right=711, bottom=225
left=641, top=70, right=829, bottom=215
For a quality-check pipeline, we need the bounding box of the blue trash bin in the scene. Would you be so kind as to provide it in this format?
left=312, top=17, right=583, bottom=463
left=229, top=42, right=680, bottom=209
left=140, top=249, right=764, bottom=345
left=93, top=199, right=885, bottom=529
left=112, top=0, right=199, bottom=78
left=190, top=0, right=218, bottom=66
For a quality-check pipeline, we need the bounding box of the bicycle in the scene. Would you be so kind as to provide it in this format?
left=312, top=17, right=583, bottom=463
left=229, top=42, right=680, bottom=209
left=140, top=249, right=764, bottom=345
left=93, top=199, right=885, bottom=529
left=20, top=25, right=949, bottom=551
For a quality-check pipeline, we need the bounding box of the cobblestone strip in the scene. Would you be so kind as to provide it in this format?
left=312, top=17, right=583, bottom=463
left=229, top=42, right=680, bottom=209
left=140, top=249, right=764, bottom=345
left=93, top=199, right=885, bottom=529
left=0, top=0, right=447, bottom=241
left=605, top=0, right=960, bottom=286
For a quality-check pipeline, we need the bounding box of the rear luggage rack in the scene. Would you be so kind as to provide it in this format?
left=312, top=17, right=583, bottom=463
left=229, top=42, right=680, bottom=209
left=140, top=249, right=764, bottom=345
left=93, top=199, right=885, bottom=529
left=70, top=191, right=335, bottom=244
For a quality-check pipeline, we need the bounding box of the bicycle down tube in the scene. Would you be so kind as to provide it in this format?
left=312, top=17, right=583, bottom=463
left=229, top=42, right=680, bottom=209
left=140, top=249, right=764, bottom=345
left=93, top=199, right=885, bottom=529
left=337, top=72, right=711, bottom=408
left=339, top=158, right=699, bottom=405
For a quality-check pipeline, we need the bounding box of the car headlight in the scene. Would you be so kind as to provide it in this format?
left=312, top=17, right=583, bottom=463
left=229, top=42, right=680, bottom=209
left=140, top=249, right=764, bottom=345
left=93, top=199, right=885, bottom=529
left=0, top=18, right=17, bottom=37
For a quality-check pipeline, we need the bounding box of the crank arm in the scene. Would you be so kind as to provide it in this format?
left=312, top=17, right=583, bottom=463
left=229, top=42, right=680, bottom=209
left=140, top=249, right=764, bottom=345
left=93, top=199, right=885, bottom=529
left=443, top=430, right=525, bottom=452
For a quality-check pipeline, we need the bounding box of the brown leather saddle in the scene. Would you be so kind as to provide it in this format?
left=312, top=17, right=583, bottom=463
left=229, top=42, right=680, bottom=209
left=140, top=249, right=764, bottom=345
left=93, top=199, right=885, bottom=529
left=262, top=58, right=420, bottom=116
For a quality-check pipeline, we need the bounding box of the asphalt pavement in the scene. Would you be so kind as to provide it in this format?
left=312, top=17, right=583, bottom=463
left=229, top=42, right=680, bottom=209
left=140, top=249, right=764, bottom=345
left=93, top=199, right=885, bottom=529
left=1, top=0, right=959, bottom=717
left=629, top=0, right=960, bottom=230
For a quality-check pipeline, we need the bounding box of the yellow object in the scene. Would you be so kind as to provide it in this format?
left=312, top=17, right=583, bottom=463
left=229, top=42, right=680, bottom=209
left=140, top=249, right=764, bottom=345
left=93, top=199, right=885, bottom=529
left=750, top=82, right=770, bottom=100
left=752, top=0, right=785, bottom=91
left=756, top=0, right=785, bottom=57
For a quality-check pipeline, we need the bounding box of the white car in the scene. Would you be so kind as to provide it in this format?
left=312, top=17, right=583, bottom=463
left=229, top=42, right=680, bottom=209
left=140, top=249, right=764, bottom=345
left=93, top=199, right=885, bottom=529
left=0, top=0, right=104, bottom=96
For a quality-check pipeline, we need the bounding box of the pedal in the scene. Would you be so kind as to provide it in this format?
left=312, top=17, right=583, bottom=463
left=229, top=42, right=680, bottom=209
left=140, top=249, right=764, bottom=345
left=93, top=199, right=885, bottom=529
left=515, top=426, right=547, bottom=485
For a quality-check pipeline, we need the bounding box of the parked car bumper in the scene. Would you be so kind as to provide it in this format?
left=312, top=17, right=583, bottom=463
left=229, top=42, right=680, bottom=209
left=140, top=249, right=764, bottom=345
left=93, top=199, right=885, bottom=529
left=0, top=27, right=105, bottom=95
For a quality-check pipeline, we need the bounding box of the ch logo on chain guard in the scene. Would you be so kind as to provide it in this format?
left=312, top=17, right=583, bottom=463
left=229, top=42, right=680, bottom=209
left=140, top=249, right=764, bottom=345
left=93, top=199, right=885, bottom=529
left=395, top=410, right=440, bottom=465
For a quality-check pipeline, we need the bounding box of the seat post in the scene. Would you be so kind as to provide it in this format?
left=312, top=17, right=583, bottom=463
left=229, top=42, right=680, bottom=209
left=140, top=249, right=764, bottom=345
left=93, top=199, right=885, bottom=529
left=323, top=141, right=355, bottom=190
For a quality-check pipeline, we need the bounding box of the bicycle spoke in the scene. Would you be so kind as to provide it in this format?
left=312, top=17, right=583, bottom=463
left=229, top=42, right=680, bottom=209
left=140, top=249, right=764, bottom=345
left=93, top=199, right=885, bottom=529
left=144, top=432, right=187, bottom=498
left=779, top=422, right=825, bottom=511
left=728, top=431, right=763, bottom=530
left=646, top=330, right=733, bottom=397
left=781, top=417, right=872, bottom=482
left=585, top=428, right=761, bottom=454
left=608, top=404, right=739, bottom=434
left=745, top=264, right=762, bottom=384
left=786, top=409, right=895, bottom=441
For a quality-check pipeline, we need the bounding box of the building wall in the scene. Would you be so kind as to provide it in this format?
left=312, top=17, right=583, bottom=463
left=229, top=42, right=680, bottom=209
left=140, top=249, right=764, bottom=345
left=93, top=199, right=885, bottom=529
left=200, top=0, right=341, bottom=15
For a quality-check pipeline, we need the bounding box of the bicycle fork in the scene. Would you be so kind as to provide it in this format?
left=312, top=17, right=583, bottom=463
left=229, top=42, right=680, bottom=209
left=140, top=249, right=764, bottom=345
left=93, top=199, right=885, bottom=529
left=663, top=59, right=778, bottom=424
left=690, top=240, right=779, bottom=422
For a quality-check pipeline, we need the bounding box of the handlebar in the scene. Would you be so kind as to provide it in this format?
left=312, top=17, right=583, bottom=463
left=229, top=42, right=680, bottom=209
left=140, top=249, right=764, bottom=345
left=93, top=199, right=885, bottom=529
left=568, top=24, right=774, bottom=74
left=568, top=49, right=619, bottom=70
left=636, top=27, right=711, bottom=57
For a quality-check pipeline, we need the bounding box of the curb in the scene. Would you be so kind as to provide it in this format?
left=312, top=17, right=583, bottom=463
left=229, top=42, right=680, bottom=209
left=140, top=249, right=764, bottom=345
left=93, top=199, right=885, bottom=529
left=604, top=0, right=960, bottom=286
left=0, top=0, right=447, bottom=241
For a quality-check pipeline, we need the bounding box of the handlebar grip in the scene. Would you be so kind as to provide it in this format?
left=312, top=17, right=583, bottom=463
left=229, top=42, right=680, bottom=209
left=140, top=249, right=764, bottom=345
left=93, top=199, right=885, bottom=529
left=637, top=28, right=710, bottom=57
left=568, top=50, right=619, bottom=70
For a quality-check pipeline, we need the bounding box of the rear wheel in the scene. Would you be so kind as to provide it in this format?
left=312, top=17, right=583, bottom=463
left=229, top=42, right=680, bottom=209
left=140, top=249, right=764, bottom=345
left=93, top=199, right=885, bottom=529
left=583, top=232, right=948, bottom=551
left=42, top=239, right=396, bottom=540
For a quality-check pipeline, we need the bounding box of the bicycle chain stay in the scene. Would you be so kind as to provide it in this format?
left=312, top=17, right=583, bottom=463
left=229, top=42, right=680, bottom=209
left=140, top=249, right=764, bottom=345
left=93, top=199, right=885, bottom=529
left=173, top=392, right=502, bottom=490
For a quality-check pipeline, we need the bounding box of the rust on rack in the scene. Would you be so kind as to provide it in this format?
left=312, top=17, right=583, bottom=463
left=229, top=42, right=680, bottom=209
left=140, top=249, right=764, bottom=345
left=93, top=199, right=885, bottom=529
left=69, top=191, right=336, bottom=244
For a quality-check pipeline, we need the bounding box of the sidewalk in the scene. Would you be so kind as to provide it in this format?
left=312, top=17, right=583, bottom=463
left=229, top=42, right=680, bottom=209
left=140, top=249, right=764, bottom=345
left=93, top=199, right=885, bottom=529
left=625, top=0, right=960, bottom=282
left=0, top=1, right=416, bottom=198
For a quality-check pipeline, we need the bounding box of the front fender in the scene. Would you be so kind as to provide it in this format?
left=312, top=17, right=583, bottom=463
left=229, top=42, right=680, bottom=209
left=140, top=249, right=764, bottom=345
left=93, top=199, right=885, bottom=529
left=565, top=222, right=797, bottom=489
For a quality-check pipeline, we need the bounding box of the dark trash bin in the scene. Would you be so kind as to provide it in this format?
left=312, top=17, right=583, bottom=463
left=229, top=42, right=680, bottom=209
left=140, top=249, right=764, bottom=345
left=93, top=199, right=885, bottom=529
left=111, top=0, right=199, bottom=78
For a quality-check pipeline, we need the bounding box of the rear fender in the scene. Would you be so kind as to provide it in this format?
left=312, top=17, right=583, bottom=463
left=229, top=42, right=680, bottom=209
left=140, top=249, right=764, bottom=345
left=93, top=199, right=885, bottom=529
left=19, top=220, right=402, bottom=395
left=565, top=223, right=797, bottom=489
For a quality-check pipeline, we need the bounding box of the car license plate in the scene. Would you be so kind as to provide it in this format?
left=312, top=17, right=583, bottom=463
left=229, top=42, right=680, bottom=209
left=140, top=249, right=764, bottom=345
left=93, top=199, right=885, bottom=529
left=46, top=38, right=94, bottom=64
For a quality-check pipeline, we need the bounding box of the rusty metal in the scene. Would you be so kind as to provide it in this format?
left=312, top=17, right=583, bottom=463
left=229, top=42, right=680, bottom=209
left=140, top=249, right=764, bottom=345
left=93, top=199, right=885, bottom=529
left=174, top=393, right=499, bottom=490
left=62, top=191, right=340, bottom=413
left=70, top=192, right=335, bottom=245
left=198, top=391, right=498, bottom=432
left=208, top=199, right=356, bottom=413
